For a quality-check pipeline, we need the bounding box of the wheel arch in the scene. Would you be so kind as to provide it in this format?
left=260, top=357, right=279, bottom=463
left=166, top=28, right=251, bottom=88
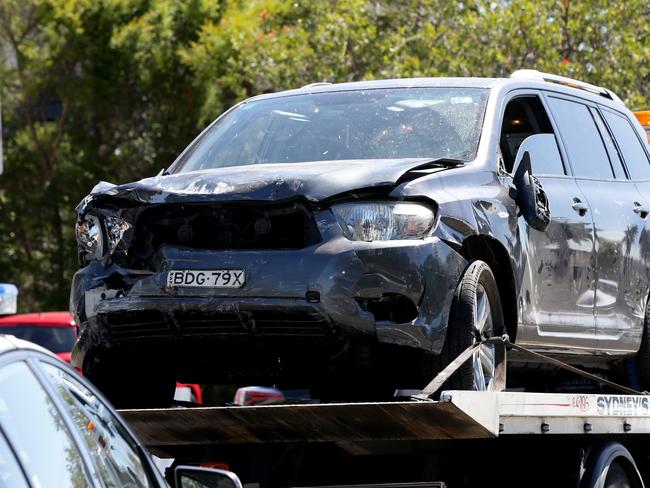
left=460, top=235, right=518, bottom=342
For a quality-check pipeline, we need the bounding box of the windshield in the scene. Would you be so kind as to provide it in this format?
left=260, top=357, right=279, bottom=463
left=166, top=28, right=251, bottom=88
left=172, top=87, right=488, bottom=173
left=1, top=325, right=76, bottom=353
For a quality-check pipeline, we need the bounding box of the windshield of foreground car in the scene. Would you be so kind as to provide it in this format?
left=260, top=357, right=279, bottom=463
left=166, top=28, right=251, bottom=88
left=0, top=325, right=75, bottom=353
left=172, top=87, right=489, bottom=173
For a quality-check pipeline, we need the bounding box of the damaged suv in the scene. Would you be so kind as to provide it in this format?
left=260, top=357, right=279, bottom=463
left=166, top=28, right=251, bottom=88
left=71, top=70, right=650, bottom=407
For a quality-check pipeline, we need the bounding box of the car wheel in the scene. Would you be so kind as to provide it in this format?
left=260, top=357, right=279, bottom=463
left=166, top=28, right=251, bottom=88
left=603, top=461, right=637, bottom=488
left=440, top=260, right=506, bottom=391
left=635, top=299, right=650, bottom=391
left=83, top=349, right=176, bottom=409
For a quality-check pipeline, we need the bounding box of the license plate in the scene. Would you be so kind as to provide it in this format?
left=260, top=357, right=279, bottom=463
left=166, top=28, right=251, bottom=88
left=167, top=269, right=245, bottom=288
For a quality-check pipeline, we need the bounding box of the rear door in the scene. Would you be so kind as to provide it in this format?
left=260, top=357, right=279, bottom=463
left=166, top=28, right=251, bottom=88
left=600, top=108, right=650, bottom=351
left=546, top=95, right=646, bottom=355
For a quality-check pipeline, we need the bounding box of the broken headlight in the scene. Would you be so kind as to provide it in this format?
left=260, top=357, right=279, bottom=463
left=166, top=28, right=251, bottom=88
left=332, top=202, right=435, bottom=241
left=75, top=215, right=104, bottom=260
left=104, top=216, right=130, bottom=254
left=75, top=214, right=130, bottom=261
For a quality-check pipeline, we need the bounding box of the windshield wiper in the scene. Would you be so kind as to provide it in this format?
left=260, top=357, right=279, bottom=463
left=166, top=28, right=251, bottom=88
left=409, top=157, right=466, bottom=171
left=395, top=158, right=465, bottom=185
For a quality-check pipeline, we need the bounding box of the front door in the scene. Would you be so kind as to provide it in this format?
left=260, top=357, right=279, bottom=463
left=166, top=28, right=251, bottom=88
left=499, top=94, right=597, bottom=350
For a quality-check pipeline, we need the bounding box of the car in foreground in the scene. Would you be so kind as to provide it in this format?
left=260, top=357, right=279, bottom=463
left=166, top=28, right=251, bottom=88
left=0, top=334, right=242, bottom=487
left=71, top=70, right=650, bottom=407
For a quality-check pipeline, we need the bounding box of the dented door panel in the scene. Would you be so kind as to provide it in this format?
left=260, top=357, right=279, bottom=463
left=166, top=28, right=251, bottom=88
left=517, top=176, right=598, bottom=351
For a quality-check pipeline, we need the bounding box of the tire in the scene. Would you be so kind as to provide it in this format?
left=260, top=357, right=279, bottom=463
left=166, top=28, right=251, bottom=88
left=635, top=298, right=650, bottom=391
left=83, top=349, right=176, bottom=409
left=580, top=442, right=643, bottom=488
left=440, top=260, right=506, bottom=391
left=603, top=461, right=635, bottom=488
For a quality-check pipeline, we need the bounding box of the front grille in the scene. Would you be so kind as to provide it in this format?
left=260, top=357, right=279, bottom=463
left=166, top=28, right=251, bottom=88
left=103, top=310, right=171, bottom=342
left=132, top=201, right=321, bottom=266
left=175, top=311, right=247, bottom=337
left=101, top=309, right=331, bottom=342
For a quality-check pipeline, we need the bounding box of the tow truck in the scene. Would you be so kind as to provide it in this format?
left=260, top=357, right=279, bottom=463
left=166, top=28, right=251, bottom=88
left=118, top=338, right=650, bottom=488
left=634, top=110, right=650, bottom=143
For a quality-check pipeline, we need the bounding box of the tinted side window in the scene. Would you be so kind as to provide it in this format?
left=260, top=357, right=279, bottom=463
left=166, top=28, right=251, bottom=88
left=591, top=108, right=627, bottom=180
left=602, top=110, right=650, bottom=180
left=548, top=97, right=613, bottom=179
left=0, top=361, right=90, bottom=487
left=42, top=363, right=153, bottom=488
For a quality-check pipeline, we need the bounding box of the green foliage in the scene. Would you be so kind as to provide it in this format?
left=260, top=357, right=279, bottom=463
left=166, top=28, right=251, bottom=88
left=0, top=0, right=648, bottom=311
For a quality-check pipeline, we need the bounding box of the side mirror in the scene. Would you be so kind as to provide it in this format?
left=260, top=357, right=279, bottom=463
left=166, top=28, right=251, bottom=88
left=511, top=133, right=562, bottom=177
left=510, top=134, right=554, bottom=232
left=174, top=466, right=243, bottom=488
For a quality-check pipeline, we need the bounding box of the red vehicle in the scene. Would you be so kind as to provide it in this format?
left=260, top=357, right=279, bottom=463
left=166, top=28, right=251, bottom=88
left=0, top=311, right=76, bottom=362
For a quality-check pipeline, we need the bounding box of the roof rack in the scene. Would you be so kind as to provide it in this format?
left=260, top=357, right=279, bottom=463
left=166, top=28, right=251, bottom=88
left=301, top=82, right=332, bottom=89
left=510, top=69, right=622, bottom=103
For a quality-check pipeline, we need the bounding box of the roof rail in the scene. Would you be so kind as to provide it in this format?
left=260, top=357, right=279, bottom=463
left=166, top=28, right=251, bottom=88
left=301, top=82, right=332, bottom=89
left=510, top=69, right=622, bottom=103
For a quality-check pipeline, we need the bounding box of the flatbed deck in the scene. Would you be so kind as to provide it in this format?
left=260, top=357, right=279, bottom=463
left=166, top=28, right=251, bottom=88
left=120, top=391, right=650, bottom=456
left=121, top=398, right=494, bottom=457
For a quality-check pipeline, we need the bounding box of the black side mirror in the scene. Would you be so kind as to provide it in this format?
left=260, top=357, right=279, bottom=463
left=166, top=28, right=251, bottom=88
left=174, top=466, right=243, bottom=488
left=510, top=134, right=554, bottom=232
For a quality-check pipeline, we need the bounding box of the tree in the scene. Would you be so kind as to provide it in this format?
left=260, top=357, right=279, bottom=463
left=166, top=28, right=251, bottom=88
left=0, top=0, right=648, bottom=311
left=0, top=0, right=221, bottom=310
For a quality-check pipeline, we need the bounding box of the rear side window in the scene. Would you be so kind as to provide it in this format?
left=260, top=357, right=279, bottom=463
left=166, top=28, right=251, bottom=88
left=602, top=110, right=650, bottom=180
left=547, top=97, right=613, bottom=179
left=0, top=326, right=75, bottom=353
left=591, top=108, right=627, bottom=180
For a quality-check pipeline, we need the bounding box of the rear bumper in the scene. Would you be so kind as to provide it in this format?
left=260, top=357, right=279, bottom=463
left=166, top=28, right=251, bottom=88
left=70, top=216, right=467, bottom=370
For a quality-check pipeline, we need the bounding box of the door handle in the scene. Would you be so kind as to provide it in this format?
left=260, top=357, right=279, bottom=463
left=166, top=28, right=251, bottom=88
left=571, top=198, right=589, bottom=216
left=633, top=202, right=650, bottom=219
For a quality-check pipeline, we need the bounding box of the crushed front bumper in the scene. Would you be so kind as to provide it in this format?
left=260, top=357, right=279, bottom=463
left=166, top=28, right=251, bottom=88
left=70, top=211, right=467, bottom=370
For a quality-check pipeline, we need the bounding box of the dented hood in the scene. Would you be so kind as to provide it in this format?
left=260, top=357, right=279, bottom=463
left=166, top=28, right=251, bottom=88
left=78, top=158, right=448, bottom=211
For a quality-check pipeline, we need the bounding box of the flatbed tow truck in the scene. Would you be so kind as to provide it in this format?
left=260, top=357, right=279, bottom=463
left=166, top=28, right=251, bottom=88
left=118, top=340, right=650, bottom=488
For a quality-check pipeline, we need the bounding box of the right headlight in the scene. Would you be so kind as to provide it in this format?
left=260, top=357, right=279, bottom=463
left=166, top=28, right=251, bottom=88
left=75, top=214, right=131, bottom=263
left=75, top=214, right=104, bottom=260
left=332, top=201, right=435, bottom=241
